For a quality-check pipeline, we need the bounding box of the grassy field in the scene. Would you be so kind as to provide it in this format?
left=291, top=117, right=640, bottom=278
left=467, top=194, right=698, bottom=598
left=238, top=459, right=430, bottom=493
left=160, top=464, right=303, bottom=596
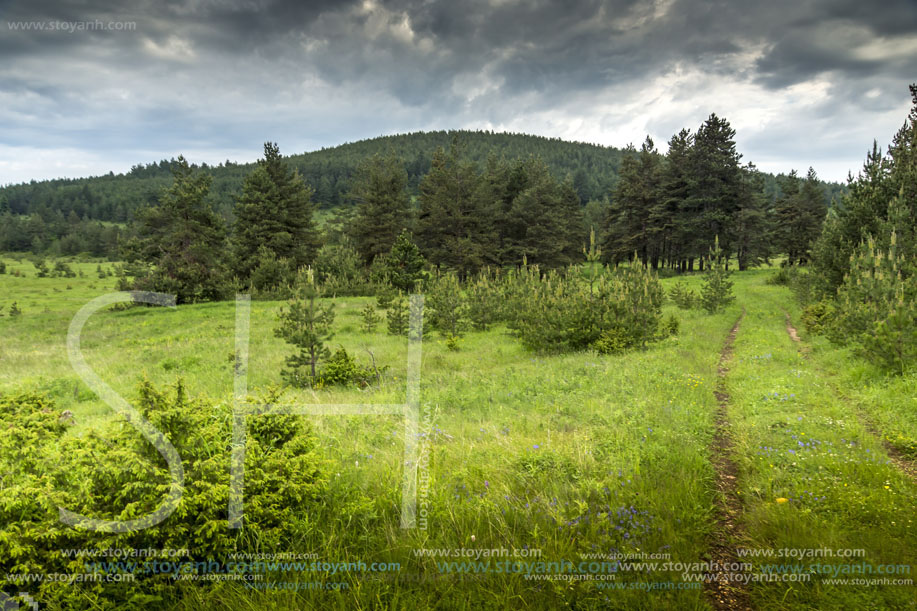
left=1, top=256, right=915, bottom=610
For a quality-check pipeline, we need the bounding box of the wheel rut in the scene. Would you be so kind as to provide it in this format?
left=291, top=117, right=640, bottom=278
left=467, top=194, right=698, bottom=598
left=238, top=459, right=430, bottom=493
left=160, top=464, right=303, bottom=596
left=705, top=310, right=752, bottom=611
left=782, top=312, right=917, bottom=484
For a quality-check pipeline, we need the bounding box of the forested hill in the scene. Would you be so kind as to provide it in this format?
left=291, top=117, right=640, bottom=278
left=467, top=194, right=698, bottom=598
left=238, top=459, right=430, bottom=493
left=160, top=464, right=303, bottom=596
left=0, top=130, right=846, bottom=225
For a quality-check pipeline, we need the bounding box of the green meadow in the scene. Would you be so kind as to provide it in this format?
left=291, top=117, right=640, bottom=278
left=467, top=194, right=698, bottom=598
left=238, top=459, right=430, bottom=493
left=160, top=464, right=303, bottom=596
left=1, top=256, right=915, bottom=610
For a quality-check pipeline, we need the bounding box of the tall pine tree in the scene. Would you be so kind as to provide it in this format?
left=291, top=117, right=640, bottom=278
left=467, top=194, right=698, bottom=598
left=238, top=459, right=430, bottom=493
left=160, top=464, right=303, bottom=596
left=232, top=142, right=321, bottom=281
left=416, top=140, right=492, bottom=276
left=685, top=114, right=743, bottom=266
left=602, top=137, right=661, bottom=265
left=128, top=156, right=229, bottom=304
left=348, top=152, right=412, bottom=265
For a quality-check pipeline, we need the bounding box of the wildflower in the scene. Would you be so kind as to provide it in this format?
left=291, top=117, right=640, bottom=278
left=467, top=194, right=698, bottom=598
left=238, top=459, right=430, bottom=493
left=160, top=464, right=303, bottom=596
left=776, top=497, right=789, bottom=504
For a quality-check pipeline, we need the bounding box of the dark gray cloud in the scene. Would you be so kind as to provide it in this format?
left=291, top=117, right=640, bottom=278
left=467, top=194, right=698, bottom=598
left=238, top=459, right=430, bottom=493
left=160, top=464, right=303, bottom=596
left=0, top=0, right=915, bottom=183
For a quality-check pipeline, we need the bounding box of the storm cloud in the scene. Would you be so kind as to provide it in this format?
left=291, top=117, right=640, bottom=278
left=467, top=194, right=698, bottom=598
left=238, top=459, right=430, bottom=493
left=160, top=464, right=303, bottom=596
left=1, top=0, right=915, bottom=183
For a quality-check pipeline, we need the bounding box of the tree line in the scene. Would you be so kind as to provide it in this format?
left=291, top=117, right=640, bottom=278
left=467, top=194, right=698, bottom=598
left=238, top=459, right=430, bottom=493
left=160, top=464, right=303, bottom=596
left=0, top=130, right=848, bottom=261
left=109, top=112, right=841, bottom=304
left=601, top=114, right=828, bottom=271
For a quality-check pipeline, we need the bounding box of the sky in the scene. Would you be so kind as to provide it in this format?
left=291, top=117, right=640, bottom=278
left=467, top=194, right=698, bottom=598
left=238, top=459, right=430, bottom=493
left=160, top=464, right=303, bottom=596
left=1, top=0, right=915, bottom=185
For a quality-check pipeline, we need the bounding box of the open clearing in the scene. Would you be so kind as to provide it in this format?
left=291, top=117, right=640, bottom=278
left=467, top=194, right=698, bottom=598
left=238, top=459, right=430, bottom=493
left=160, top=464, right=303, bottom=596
left=1, top=258, right=915, bottom=609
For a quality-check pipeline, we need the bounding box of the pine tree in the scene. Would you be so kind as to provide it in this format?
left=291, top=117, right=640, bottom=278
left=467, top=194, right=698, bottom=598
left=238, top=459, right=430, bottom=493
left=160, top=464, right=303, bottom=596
left=810, top=142, right=894, bottom=293
left=348, top=153, right=412, bottom=265
left=274, top=269, right=335, bottom=386
left=658, top=129, right=694, bottom=271
left=503, top=157, right=568, bottom=268
left=700, top=236, right=735, bottom=313
left=384, top=230, right=426, bottom=292
left=732, top=164, right=774, bottom=270
left=427, top=271, right=468, bottom=338
left=686, top=115, right=743, bottom=264
left=129, top=156, right=229, bottom=304
left=776, top=168, right=827, bottom=265
left=233, top=142, right=321, bottom=282
left=416, top=140, right=492, bottom=276
left=555, top=175, right=585, bottom=265
left=466, top=269, right=498, bottom=331
left=796, top=167, right=829, bottom=264
left=386, top=293, right=409, bottom=336
left=360, top=303, right=381, bottom=333
left=602, top=138, right=661, bottom=265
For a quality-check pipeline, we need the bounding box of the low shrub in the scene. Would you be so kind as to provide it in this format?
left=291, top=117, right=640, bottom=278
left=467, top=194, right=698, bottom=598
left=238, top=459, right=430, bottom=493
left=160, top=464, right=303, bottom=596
left=801, top=301, right=835, bottom=336
left=317, top=347, right=381, bottom=388
left=509, top=258, right=664, bottom=354
left=0, top=382, right=327, bottom=609
left=668, top=280, right=697, bottom=309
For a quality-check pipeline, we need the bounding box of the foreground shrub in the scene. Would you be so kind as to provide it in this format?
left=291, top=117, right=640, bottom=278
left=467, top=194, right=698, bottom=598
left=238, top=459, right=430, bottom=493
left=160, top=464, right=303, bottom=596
left=0, top=383, right=327, bottom=609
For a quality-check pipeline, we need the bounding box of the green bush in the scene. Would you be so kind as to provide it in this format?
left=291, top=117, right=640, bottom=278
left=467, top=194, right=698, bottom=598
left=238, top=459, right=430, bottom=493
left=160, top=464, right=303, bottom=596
left=832, top=231, right=917, bottom=373
left=52, top=261, right=77, bottom=278
left=383, top=230, right=426, bottom=292
left=314, top=240, right=371, bottom=297
left=444, top=334, right=461, bottom=351
left=275, top=269, right=335, bottom=387
left=249, top=245, right=294, bottom=297
left=317, top=347, right=381, bottom=388
left=592, top=326, right=633, bottom=355
left=509, top=259, right=664, bottom=354
left=766, top=266, right=794, bottom=286
left=668, top=280, right=697, bottom=309
left=35, top=259, right=50, bottom=278
left=801, top=301, right=835, bottom=336
left=661, top=313, right=679, bottom=338
left=466, top=269, right=499, bottom=331
left=376, top=286, right=396, bottom=311
left=0, top=383, right=326, bottom=609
